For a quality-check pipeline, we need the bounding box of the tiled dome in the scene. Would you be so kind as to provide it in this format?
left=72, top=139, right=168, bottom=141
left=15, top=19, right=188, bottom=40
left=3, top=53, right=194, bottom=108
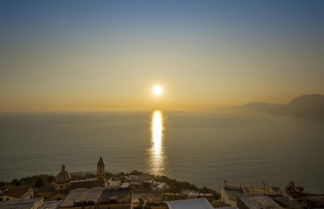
left=55, top=164, right=71, bottom=184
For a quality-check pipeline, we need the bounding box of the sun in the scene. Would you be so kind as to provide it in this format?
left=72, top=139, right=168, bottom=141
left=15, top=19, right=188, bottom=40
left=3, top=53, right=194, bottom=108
left=152, top=85, right=164, bottom=96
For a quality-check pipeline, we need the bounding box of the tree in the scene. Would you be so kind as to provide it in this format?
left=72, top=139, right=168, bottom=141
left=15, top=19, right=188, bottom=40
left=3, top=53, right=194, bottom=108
left=34, top=177, right=44, bottom=188
left=11, top=179, right=20, bottom=186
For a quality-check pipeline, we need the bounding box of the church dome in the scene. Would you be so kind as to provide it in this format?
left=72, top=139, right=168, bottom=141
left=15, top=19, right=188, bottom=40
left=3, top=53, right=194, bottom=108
left=55, top=164, right=71, bottom=184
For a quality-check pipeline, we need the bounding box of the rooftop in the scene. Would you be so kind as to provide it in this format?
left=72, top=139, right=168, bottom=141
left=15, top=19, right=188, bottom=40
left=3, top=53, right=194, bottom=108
left=0, top=187, right=32, bottom=199
left=132, top=192, right=164, bottom=203
left=0, top=198, right=43, bottom=209
left=39, top=200, right=62, bottom=209
left=224, top=188, right=244, bottom=200
left=61, top=187, right=103, bottom=207
left=166, top=198, right=214, bottom=209
left=238, top=196, right=283, bottom=209
left=99, top=189, right=132, bottom=204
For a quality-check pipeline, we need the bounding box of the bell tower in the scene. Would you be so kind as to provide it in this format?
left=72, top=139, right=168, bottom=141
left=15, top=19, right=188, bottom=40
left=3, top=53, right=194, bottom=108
left=96, top=156, right=105, bottom=181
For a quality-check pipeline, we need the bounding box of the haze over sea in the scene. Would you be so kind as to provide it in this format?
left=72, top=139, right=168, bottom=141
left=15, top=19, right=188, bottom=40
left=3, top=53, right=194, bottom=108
left=0, top=111, right=323, bottom=193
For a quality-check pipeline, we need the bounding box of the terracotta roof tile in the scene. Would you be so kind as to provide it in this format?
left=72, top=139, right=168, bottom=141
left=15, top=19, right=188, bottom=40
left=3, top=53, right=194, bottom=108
left=1, top=188, right=31, bottom=199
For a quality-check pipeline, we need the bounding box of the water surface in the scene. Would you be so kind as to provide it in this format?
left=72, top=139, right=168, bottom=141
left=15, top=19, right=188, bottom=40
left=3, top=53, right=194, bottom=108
left=0, top=111, right=323, bottom=192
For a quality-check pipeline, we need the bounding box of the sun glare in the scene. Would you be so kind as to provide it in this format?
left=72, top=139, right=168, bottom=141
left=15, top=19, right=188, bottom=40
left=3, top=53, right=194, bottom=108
left=152, top=85, right=163, bottom=96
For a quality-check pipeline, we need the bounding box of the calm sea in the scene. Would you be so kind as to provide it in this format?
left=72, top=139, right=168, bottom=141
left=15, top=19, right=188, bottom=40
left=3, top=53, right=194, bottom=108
left=0, top=111, right=323, bottom=192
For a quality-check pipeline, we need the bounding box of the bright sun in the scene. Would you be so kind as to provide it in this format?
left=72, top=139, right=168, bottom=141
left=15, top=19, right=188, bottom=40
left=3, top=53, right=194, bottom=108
left=152, top=85, right=164, bottom=96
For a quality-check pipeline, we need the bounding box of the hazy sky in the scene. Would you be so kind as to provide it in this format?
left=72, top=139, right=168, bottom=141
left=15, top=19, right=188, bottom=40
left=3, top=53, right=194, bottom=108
left=1, top=0, right=323, bottom=111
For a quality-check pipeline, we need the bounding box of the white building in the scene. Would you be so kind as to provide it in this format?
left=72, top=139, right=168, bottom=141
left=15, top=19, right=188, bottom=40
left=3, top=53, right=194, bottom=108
left=121, top=183, right=130, bottom=189
left=107, top=178, right=121, bottom=189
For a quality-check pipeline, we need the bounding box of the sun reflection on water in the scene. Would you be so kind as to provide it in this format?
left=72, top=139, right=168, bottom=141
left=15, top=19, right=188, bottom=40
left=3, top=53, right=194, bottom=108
left=148, top=110, right=166, bottom=176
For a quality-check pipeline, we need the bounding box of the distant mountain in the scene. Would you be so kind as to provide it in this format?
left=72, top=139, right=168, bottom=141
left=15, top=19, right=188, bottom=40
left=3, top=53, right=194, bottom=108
left=232, top=102, right=282, bottom=114
left=216, top=102, right=281, bottom=114
left=220, top=94, right=324, bottom=121
left=270, top=94, right=324, bottom=121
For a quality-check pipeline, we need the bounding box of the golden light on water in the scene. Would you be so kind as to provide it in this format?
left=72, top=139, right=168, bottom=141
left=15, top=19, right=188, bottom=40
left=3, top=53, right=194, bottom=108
left=147, top=110, right=166, bottom=176
left=152, top=110, right=163, bottom=152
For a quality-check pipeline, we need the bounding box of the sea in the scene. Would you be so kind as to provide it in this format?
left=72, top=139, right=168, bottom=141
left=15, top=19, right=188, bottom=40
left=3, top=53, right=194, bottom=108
left=0, top=111, right=323, bottom=193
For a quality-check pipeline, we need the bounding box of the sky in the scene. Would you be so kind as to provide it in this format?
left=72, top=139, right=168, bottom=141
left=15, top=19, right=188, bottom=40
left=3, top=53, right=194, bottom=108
left=0, top=0, right=323, bottom=111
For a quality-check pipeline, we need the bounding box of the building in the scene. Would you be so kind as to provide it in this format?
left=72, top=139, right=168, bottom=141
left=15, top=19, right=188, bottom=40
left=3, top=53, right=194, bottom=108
left=221, top=185, right=244, bottom=206
left=54, top=165, right=71, bottom=191
left=60, top=187, right=104, bottom=208
left=36, top=157, right=105, bottom=201
left=221, top=182, right=285, bottom=206
left=96, top=156, right=105, bottom=181
left=273, top=197, right=305, bottom=209
left=0, top=187, right=33, bottom=201
left=237, top=196, right=283, bottom=209
left=152, top=182, right=168, bottom=191
left=98, top=188, right=132, bottom=209
left=120, top=183, right=130, bottom=189
left=60, top=188, right=131, bottom=209
left=107, top=178, right=121, bottom=189
left=0, top=197, right=43, bottom=209
left=38, top=200, right=62, bottom=209
left=166, top=198, right=214, bottom=209
left=0, top=198, right=62, bottom=209
left=132, top=192, right=164, bottom=208
left=35, top=185, right=67, bottom=201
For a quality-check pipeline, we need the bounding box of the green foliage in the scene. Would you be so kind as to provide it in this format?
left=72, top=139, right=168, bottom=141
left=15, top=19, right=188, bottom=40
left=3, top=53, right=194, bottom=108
left=1, top=169, right=220, bottom=200
left=130, top=170, right=143, bottom=175
left=1, top=175, right=54, bottom=189
left=34, top=177, right=44, bottom=188
left=123, top=170, right=220, bottom=199
left=106, top=172, right=114, bottom=178
left=11, top=179, right=20, bottom=186
left=20, top=175, right=54, bottom=188
left=155, top=175, right=198, bottom=193
left=70, top=171, right=114, bottom=180
left=0, top=181, right=9, bottom=189
left=70, top=172, right=96, bottom=180
left=143, top=182, right=151, bottom=190
left=165, top=195, right=187, bottom=201
left=198, top=186, right=220, bottom=199
left=155, top=175, right=220, bottom=199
